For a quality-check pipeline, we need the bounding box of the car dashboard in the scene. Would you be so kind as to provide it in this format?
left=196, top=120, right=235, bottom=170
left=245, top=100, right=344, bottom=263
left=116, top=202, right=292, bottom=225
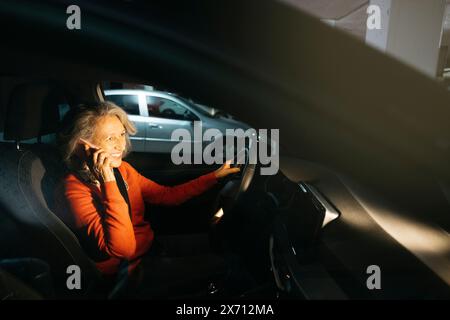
left=262, top=172, right=346, bottom=299
left=260, top=156, right=450, bottom=299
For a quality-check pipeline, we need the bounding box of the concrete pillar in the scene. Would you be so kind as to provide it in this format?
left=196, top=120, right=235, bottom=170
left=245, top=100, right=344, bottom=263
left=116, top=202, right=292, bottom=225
left=366, top=0, right=446, bottom=77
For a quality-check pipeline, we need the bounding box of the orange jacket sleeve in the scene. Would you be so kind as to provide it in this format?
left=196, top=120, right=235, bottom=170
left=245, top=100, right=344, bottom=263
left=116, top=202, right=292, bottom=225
left=125, top=163, right=218, bottom=206
left=64, top=179, right=136, bottom=259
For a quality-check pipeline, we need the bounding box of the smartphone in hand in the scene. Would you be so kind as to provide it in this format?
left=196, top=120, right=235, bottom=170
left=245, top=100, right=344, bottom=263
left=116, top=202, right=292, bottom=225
left=79, top=138, right=100, bottom=155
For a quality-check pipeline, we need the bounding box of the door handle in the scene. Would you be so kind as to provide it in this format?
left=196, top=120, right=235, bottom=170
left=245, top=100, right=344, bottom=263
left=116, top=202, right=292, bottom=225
left=148, top=123, right=162, bottom=129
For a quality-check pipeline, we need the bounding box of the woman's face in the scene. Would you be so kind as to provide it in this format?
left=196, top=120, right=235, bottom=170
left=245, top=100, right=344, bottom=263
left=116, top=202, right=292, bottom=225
left=91, top=115, right=127, bottom=168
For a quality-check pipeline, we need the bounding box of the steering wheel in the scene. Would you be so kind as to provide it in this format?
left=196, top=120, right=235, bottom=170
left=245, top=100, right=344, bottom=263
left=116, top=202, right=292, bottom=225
left=216, top=144, right=256, bottom=215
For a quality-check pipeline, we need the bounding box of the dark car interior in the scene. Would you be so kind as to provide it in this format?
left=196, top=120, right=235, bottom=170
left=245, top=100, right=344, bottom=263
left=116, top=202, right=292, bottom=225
left=0, top=0, right=449, bottom=300
left=0, top=76, right=275, bottom=299
left=1, top=77, right=449, bottom=300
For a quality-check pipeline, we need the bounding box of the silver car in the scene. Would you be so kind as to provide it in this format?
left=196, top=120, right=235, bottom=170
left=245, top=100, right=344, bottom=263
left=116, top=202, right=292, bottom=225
left=104, top=89, right=251, bottom=153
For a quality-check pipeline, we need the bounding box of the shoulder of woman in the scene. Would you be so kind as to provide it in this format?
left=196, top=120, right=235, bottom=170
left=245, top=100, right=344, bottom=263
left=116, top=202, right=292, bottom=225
left=62, top=172, right=94, bottom=192
left=119, top=160, right=140, bottom=178
left=120, top=160, right=136, bottom=172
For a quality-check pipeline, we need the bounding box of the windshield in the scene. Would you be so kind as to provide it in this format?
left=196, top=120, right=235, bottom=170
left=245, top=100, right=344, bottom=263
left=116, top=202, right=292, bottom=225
left=175, top=95, right=216, bottom=118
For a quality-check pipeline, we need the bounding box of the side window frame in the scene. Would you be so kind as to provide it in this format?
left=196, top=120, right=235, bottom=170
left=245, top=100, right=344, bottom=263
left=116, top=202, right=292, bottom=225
left=138, top=92, right=149, bottom=117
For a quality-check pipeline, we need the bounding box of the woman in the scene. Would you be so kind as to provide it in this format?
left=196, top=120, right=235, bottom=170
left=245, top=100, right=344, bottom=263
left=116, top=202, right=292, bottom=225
left=54, top=101, right=240, bottom=296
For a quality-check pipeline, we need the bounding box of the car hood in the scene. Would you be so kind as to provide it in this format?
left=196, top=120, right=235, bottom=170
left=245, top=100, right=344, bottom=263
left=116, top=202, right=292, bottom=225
left=204, top=116, right=251, bottom=131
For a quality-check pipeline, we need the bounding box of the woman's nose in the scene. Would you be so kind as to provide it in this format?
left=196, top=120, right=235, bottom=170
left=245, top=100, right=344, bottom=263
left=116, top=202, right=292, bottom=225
left=114, top=144, right=124, bottom=151
left=113, top=140, right=124, bottom=150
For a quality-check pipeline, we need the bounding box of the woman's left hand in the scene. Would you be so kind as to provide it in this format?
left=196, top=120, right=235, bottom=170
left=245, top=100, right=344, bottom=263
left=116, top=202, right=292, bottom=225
left=214, top=160, right=241, bottom=179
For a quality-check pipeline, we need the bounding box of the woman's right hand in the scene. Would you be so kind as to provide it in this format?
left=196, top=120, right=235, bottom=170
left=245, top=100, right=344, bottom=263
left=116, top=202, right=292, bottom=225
left=84, top=145, right=116, bottom=183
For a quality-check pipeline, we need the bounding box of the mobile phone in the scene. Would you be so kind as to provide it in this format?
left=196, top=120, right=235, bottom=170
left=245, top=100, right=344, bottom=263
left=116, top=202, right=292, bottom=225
left=79, top=138, right=100, bottom=150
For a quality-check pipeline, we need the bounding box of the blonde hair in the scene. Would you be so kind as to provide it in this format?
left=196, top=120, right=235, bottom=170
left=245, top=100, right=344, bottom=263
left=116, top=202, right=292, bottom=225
left=58, top=101, right=137, bottom=171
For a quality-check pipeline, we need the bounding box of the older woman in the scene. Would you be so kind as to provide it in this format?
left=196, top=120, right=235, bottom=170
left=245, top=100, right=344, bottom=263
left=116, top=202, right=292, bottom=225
left=54, top=101, right=239, bottom=296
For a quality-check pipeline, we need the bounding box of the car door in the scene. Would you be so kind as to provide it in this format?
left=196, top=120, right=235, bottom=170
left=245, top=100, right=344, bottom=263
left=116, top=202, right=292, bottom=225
left=143, top=94, right=199, bottom=153
left=104, top=91, right=147, bottom=152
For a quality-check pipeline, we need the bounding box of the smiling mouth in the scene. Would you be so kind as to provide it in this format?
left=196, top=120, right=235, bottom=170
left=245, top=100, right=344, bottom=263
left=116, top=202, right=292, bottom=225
left=110, top=153, right=123, bottom=158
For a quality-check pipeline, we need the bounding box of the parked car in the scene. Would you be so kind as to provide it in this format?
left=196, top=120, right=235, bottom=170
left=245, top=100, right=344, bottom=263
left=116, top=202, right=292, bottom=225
left=104, top=89, right=251, bottom=153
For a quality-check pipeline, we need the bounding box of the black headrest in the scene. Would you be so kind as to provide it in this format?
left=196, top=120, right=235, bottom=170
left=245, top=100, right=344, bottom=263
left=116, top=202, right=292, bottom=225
left=4, top=82, right=64, bottom=141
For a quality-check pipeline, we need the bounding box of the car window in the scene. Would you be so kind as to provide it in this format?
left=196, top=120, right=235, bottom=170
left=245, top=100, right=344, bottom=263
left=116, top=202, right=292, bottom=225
left=146, top=96, right=196, bottom=121
left=106, top=94, right=140, bottom=115
left=0, top=103, right=69, bottom=145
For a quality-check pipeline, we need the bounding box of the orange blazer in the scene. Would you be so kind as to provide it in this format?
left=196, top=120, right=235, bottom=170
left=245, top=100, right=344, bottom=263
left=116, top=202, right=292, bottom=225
left=54, top=161, right=217, bottom=275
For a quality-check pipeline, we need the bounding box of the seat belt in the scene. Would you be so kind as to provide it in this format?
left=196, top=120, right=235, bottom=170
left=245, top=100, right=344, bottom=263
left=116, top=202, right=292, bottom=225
left=112, top=168, right=134, bottom=277
left=113, top=168, right=132, bottom=219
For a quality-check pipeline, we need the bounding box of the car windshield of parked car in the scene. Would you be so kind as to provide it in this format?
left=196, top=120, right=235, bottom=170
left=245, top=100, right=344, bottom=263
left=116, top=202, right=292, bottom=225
left=174, top=95, right=217, bottom=118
